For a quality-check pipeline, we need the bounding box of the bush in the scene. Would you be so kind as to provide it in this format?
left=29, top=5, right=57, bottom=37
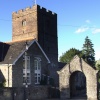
left=0, top=80, right=6, bottom=87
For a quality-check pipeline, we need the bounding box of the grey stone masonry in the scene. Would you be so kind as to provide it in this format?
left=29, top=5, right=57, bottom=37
left=58, top=55, right=98, bottom=100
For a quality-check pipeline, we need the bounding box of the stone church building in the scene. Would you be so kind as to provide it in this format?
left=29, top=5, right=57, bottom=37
left=0, top=5, right=59, bottom=87
left=0, top=4, right=98, bottom=100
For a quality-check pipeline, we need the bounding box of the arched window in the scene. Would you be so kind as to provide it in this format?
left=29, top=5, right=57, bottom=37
left=23, top=56, right=31, bottom=85
left=22, top=19, right=26, bottom=26
left=34, top=57, right=41, bottom=84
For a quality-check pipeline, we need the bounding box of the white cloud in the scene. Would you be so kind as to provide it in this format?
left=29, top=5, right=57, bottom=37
left=85, top=20, right=91, bottom=24
left=95, top=51, right=100, bottom=60
left=75, top=27, right=89, bottom=33
left=92, top=28, right=100, bottom=34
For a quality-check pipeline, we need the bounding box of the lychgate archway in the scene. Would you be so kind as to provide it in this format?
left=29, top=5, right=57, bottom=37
left=58, top=55, right=98, bottom=99
left=70, top=71, right=86, bottom=98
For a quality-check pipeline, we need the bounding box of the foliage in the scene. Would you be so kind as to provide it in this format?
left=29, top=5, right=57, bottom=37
left=96, top=64, right=100, bottom=70
left=49, top=78, right=55, bottom=86
left=40, top=76, right=47, bottom=85
left=59, top=48, right=82, bottom=63
left=40, top=76, right=54, bottom=86
left=0, top=80, right=6, bottom=87
left=82, top=36, right=95, bottom=67
left=59, top=36, right=95, bottom=68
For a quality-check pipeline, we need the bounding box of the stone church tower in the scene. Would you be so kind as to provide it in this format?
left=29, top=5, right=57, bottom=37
left=12, top=5, right=58, bottom=66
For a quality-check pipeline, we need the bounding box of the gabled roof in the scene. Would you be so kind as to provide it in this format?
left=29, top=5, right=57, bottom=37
left=0, top=39, right=50, bottom=65
left=58, top=55, right=97, bottom=74
left=57, top=62, right=67, bottom=71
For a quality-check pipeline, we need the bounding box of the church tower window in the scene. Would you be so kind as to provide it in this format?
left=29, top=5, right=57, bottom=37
left=22, top=19, right=26, bottom=26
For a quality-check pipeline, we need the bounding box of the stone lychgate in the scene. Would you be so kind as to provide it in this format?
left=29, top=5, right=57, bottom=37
left=58, top=55, right=98, bottom=99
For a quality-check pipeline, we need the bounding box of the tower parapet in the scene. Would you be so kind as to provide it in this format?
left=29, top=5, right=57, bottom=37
left=12, top=5, right=57, bottom=19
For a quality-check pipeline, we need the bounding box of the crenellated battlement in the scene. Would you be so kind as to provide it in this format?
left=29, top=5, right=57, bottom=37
left=12, top=6, right=34, bottom=15
left=12, top=5, right=57, bottom=19
left=38, top=5, right=57, bottom=15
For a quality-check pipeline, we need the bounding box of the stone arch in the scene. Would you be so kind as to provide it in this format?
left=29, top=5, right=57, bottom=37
left=70, top=71, right=87, bottom=98
left=58, top=55, right=98, bottom=99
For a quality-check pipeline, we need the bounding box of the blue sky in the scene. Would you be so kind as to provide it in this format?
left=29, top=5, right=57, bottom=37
left=0, top=0, right=100, bottom=60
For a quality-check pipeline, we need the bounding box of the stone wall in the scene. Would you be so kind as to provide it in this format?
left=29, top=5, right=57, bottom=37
left=12, top=42, right=49, bottom=87
left=12, top=5, right=38, bottom=41
left=0, top=86, right=49, bottom=100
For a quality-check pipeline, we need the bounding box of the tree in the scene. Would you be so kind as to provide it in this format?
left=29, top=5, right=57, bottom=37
left=82, top=36, right=95, bottom=68
left=96, top=64, right=100, bottom=70
left=59, top=48, right=82, bottom=63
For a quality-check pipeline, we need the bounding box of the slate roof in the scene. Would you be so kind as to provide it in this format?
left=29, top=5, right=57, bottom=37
left=58, top=62, right=67, bottom=71
left=0, top=39, right=50, bottom=65
left=0, top=42, right=10, bottom=62
left=0, top=40, right=33, bottom=64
